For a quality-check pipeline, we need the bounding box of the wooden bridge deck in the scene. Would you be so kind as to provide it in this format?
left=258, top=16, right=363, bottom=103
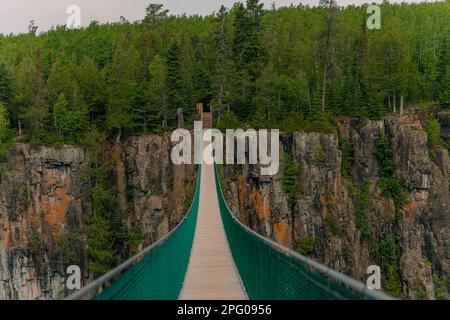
left=179, top=134, right=247, bottom=300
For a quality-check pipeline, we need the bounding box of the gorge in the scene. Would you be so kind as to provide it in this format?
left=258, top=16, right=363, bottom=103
left=0, top=108, right=449, bottom=300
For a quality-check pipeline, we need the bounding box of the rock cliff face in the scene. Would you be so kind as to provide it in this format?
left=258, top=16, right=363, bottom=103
left=1, top=110, right=448, bottom=300
left=0, top=133, right=195, bottom=300
left=221, top=109, right=450, bottom=299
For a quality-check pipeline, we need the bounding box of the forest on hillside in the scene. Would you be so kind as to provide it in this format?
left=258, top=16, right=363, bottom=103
left=0, top=0, right=449, bottom=153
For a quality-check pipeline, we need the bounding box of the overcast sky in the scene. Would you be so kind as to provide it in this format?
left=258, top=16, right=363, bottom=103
left=0, top=0, right=437, bottom=35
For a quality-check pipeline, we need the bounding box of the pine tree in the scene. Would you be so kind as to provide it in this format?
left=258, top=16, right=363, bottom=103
left=147, top=55, right=167, bottom=130
left=440, top=67, right=450, bottom=106
left=231, top=0, right=265, bottom=121
left=318, top=0, right=338, bottom=113
left=53, top=93, right=68, bottom=139
left=143, top=3, right=169, bottom=24
left=213, top=5, right=232, bottom=120
left=0, top=63, right=11, bottom=107
left=0, top=103, right=11, bottom=157
left=436, top=36, right=449, bottom=95
left=74, top=57, right=107, bottom=125
left=14, top=55, right=49, bottom=134
left=106, top=35, right=142, bottom=140
left=166, top=41, right=184, bottom=127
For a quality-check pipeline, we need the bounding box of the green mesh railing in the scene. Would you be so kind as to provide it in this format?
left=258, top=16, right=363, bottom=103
left=214, top=164, right=393, bottom=300
left=66, top=166, right=201, bottom=300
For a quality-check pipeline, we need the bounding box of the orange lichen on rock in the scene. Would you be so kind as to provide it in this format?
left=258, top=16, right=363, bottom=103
left=238, top=175, right=248, bottom=225
left=405, top=201, right=422, bottom=217
left=43, top=170, right=57, bottom=186
left=3, top=228, right=12, bottom=250
left=42, top=187, right=72, bottom=228
left=320, top=192, right=330, bottom=218
left=251, top=187, right=270, bottom=220
left=273, top=222, right=290, bottom=247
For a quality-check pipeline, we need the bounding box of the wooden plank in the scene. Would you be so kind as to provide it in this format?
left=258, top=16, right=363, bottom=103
left=179, top=135, right=247, bottom=300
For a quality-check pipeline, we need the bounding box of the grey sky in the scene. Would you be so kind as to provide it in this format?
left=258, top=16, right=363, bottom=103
left=0, top=0, right=436, bottom=35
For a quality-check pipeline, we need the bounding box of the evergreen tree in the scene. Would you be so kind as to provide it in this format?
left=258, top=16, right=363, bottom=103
left=0, top=63, right=11, bottom=108
left=0, top=103, right=11, bottom=157
left=212, top=5, right=232, bottom=120
left=106, top=35, right=142, bottom=140
left=13, top=55, right=49, bottom=134
left=53, top=93, right=68, bottom=139
left=318, top=0, right=339, bottom=113
left=440, top=67, right=450, bottom=106
left=143, top=3, right=169, bottom=24
left=147, top=54, right=167, bottom=130
left=74, top=57, right=107, bottom=125
left=166, top=41, right=184, bottom=127
left=231, top=0, right=264, bottom=120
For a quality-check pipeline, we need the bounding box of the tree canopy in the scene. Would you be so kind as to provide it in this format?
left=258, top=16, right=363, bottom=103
left=0, top=0, right=448, bottom=145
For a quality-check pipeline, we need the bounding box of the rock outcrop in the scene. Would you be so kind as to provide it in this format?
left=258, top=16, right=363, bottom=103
left=0, top=144, right=90, bottom=300
left=0, top=133, right=195, bottom=300
left=221, top=109, right=450, bottom=299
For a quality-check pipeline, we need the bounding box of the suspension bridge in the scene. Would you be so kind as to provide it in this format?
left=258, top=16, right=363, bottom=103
left=67, top=115, right=392, bottom=300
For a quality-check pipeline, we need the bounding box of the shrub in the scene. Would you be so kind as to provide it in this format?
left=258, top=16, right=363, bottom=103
left=378, top=177, right=405, bottom=221
left=86, top=214, right=116, bottom=276
left=28, top=230, right=42, bottom=257
left=371, top=235, right=399, bottom=267
left=325, top=215, right=342, bottom=236
left=216, top=111, right=241, bottom=131
left=0, top=103, right=12, bottom=160
left=282, top=155, right=301, bottom=211
left=313, top=145, right=326, bottom=167
left=126, top=227, right=143, bottom=255
left=386, top=264, right=403, bottom=297
left=183, top=183, right=195, bottom=213
left=374, top=134, right=395, bottom=177
left=371, top=235, right=403, bottom=297
left=413, top=278, right=428, bottom=300
left=425, top=113, right=442, bottom=147
left=339, top=138, right=354, bottom=178
left=278, top=112, right=336, bottom=133
left=354, top=182, right=371, bottom=238
left=57, top=234, right=78, bottom=265
left=296, top=235, right=315, bottom=255
left=433, top=276, right=449, bottom=300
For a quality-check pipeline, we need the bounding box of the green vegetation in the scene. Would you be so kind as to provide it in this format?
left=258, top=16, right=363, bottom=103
left=83, top=163, right=123, bottom=276
left=374, top=134, right=395, bottom=177
left=413, top=278, right=428, bottom=300
left=296, top=235, right=316, bottom=255
left=433, top=276, right=449, bottom=300
left=281, top=154, right=301, bottom=211
left=0, top=104, right=11, bottom=156
left=183, top=183, right=195, bottom=213
left=85, top=214, right=116, bottom=275
left=0, top=1, right=446, bottom=145
left=21, top=186, right=29, bottom=211
left=57, top=234, right=78, bottom=265
left=378, top=177, right=406, bottom=221
left=339, top=138, right=354, bottom=178
left=28, top=230, right=43, bottom=257
left=374, top=134, right=406, bottom=220
left=125, top=227, right=143, bottom=255
left=425, top=113, right=442, bottom=148
left=324, top=215, right=342, bottom=236
left=313, top=145, right=326, bottom=167
left=354, top=182, right=371, bottom=238
left=371, top=235, right=402, bottom=297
